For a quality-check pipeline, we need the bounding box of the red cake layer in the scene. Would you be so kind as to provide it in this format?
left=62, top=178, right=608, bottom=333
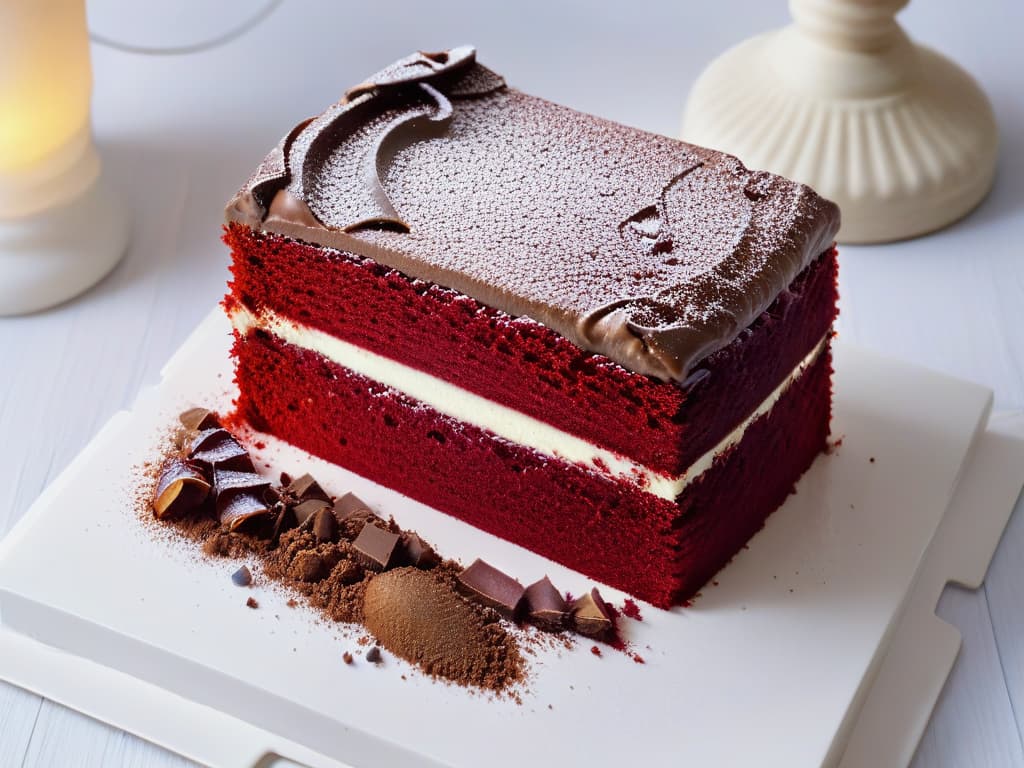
left=233, top=329, right=832, bottom=607
left=226, top=224, right=838, bottom=476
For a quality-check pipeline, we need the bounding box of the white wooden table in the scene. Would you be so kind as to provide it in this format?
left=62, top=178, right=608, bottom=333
left=1, top=1, right=1021, bottom=765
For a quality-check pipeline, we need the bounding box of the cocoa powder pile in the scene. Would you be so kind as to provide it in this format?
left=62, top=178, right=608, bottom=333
left=364, top=567, right=523, bottom=691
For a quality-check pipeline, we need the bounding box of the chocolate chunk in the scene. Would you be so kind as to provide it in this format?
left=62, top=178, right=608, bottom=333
left=365, top=645, right=382, bottom=663
left=269, top=503, right=297, bottom=546
left=523, top=576, right=569, bottom=632
left=246, top=596, right=259, bottom=609
left=213, top=467, right=271, bottom=529
left=179, top=407, right=220, bottom=432
left=571, top=588, right=614, bottom=639
left=334, top=491, right=373, bottom=519
left=279, top=471, right=292, bottom=486
left=285, top=473, right=331, bottom=504
left=313, top=506, right=338, bottom=543
left=293, top=498, right=331, bottom=525
left=352, top=524, right=402, bottom=570
left=232, top=566, right=252, bottom=587
left=333, top=492, right=381, bottom=537
left=153, top=458, right=211, bottom=519
left=400, top=531, right=440, bottom=569
left=456, top=559, right=525, bottom=620
left=189, top=428, right=254, bottom=472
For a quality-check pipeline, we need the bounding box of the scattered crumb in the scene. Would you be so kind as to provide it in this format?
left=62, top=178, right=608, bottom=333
left=231, top=565, right=252, bottom=587
left=246, top=596, right=259, bottom=609
left=342, top=651, right=354, bottom=665
left=869, top=456, right=875, bottom=463
left=366, top=646, right=382, bottom=663
left=632, top=654, right=645, bottom=665
left=590, top=645, right=602, bottom=657
left=286, top=598, right=298, bottom=608
left=254, top=441, right=266, bottom=450
left=621, top=599, right=643, bottom=621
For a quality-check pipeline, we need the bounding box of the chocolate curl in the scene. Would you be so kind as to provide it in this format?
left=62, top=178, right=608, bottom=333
left=189, top=428, right=254, bottom=473
left=153, top=458, right=211, bottom=519
left=213, top=467, right=271, bottom=530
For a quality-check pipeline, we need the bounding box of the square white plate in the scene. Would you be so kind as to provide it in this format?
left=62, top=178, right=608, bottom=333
left=0, top=310, right=1006, bottom=767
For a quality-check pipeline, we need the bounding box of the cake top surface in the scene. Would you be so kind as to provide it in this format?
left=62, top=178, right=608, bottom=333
left=226, top=46, right=840, bottom=382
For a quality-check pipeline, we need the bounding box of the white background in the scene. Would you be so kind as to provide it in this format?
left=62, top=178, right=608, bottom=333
left=1, top=0, right=1022, bottom=765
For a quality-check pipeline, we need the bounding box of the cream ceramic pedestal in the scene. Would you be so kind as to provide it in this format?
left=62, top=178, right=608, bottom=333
left=682, top=0, right=998, bottom=243
left=0, top=127, right=128, bottom=316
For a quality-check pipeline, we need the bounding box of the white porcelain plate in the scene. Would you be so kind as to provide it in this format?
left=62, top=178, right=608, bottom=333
left=0, top=310, right=1012, bottom=767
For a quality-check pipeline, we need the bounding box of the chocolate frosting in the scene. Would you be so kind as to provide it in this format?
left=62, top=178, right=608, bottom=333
left=226, top=46, right=840, bottom=381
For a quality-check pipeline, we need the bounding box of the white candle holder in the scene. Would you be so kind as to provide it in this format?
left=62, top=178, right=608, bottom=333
left=0, top=0, right=127, bottom=316
left=682, top=0, right=998, bottom=244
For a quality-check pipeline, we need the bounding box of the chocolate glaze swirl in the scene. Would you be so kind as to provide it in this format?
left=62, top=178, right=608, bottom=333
left=226, top=46, right=840, bottom=382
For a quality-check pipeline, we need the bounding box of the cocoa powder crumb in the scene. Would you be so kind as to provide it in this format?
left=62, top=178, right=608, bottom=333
left=246, top=597, right=259, bottom=609
left=342, top=651, right=354, bottom=665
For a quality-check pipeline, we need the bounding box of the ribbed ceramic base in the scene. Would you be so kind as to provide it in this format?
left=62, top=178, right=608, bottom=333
left=683, top=29, right=998, bottom=243
left=0, top=170, right=128, bottom=316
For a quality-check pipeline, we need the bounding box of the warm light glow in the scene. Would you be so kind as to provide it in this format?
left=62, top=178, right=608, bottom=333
left=0, top=0, right=92, bottom=173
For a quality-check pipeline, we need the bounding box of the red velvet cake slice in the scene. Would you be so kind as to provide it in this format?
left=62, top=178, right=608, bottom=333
left=224, top=46, right=840, bottom=608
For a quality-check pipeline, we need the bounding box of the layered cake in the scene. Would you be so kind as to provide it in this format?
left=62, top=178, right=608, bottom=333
left=224, top=46, right=840, bottom=608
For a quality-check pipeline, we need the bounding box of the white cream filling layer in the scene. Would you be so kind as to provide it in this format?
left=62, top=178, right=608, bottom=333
left=231, top=305, right=827, bottom=501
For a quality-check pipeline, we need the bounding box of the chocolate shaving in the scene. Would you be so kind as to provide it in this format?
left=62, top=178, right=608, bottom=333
left=213, top=467, right=271, bottom=529
left=189, top=428, right=254, bottom=472
left=152, top=458, right=210, bottom=519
